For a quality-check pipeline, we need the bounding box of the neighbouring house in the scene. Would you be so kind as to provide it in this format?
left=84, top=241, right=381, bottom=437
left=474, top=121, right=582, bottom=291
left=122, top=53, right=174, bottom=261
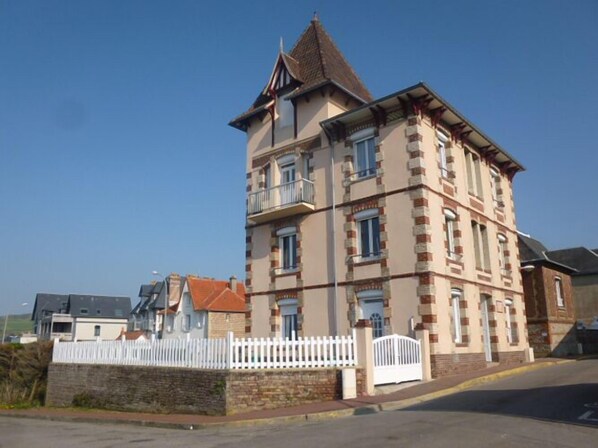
left=116, top=329, right=148, bottom=342
left=162, top=275, right=246, bottom=340
left=128, top=274, right=186, bottom=338
left=230, top=17, right=530, bottom=377
left=545, top=247, right=598, bottom=326
left=518, top=233, right=578, bottom=357
left=32, top=293, right=131, bottom=341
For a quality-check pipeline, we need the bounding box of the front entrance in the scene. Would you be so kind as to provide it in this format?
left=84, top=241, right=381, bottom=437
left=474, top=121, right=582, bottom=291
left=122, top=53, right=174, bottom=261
left=373, top=335, right=423, bottom=385
left=360, top=299, right=384, bottom=338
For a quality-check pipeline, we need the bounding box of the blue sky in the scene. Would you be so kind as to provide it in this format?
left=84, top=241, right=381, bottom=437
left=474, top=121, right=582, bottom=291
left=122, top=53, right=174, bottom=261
left=1, top=0, right=597, bottom=315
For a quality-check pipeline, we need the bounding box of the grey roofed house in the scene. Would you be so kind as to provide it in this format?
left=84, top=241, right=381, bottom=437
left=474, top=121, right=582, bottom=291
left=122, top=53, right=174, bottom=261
left=31, top=293, right=69, bottom=322
left=67, top=295, right=132, bottom=318
left=546, top=247, right=598, bottom=276
left=518, top=233, right=577, bottom=273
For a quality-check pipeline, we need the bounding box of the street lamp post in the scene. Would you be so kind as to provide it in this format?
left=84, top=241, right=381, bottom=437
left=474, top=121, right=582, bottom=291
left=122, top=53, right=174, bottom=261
left=152, top=271, right=168, bottom=339
left=2, top=302, right=29, bottom=343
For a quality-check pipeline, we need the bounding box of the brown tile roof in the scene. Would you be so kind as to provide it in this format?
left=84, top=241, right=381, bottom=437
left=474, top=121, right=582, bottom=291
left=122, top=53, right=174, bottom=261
left=116, top=329, right=147, bottom=341
left=186, top=276, right=246, bottom=313
left=230, top=18, right=372, bottom=129
left=287, top=17, right=372, bottom=103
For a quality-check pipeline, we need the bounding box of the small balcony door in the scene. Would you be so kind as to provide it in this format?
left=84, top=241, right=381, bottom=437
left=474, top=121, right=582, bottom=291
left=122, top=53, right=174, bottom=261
left=280, top=163, right=296, bottom=206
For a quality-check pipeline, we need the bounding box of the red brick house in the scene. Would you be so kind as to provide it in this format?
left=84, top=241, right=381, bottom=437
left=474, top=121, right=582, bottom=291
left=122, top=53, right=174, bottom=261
left=519, top=233, right=578, bottom=357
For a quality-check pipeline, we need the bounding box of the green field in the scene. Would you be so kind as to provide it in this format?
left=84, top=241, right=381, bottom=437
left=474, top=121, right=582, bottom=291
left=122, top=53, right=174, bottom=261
left=0, top=313, right=33, bottom=336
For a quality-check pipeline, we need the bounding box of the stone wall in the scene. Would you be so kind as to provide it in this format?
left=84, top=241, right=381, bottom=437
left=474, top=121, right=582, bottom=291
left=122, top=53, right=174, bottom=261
left=430, top=353, right=487, bottom=377
left=207, top=312, right=245, bottom=339
left=46, top=363, right=363, bottom=416
left=431, top=349, right=527, bottom=378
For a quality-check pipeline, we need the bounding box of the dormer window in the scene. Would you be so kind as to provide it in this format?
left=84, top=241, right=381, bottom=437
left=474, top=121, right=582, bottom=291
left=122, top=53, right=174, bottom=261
left=277, top=93, right=293, bottom=128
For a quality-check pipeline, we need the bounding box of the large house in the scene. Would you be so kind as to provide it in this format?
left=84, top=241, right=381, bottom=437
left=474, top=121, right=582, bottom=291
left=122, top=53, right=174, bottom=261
left=129, top=273, right=186, bottom=338
left=162, top=275, right=246, bottom=340
left=230, top=17, right=530, bottom=376
left=32, top=293, right=131, bottom=341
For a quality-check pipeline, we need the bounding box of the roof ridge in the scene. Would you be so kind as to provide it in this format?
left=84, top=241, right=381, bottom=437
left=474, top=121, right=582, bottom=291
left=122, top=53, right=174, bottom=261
left=311, top=19, right=328, bottom=80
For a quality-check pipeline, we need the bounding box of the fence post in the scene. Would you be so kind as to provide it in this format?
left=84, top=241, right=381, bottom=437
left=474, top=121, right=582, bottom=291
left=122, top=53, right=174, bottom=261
left=354, top=320, right=374, bottom=396
left=226, top=331, right=234, bottom=369
left=53, top=338, right=59, bottom=362
left=414, top=327, right=432, bottom=381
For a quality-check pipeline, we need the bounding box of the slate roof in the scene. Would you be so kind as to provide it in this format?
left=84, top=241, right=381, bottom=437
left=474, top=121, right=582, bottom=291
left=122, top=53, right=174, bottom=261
left=230, top=17, right=372, bottom=129
left=68, top=295, right=131, bottom=318
left=186, top=276, right=246, bottom=313
left=517, top=233, right=578, bottom=274
left=31, top=293, right=69, bottom=321
left=518, top=233, right=550, bottom=262
left=546, top=247, right=598, bottom=276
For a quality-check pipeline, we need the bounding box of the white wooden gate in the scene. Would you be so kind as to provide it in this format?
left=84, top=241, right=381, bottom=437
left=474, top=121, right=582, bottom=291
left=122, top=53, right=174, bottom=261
left=373, top=335, right=423, bottom=385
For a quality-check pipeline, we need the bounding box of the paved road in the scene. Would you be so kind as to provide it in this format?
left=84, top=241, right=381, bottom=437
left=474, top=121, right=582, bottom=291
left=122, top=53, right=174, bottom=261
left=1, top=359, right=596, bottom=448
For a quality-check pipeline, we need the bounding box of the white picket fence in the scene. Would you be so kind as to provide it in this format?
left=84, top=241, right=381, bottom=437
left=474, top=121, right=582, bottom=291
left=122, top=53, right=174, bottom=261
left=52, top=330, right=357, bottom=371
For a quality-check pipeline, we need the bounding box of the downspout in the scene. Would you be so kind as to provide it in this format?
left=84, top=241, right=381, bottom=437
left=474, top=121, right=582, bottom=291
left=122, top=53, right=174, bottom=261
left=321, top=124, right=339, bottom=336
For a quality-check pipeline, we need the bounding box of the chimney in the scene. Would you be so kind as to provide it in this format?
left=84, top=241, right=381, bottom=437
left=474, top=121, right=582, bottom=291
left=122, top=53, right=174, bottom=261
left=229, top=275, right=237, bottom=292
left=168, top=273, right=181, bottom=306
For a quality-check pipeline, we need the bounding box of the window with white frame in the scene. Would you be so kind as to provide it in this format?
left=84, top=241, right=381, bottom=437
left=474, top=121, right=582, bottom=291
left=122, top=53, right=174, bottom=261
left=490, top=168, right=503, bottom=208
left=277, top=226, right=297, bottom=272
left=352, top=130, right=376, bottom=179
left=94, top=325, right=100, bottom=337
left=355, top=209, right=380, bottom=260
left=444, top=209, right=457, bottom=259
left=451, top=289, right=463, bottom=343
left=555, top=277, right=565, bottom=308
left=498, top=234, right=508, bottom=274
left=505, top=299, right=516, bottom=343
left=465, top=150, right=483, bottom=197
left=279, top=298, right=298, bottom=340
left=438, top=131, right=449, bottom=178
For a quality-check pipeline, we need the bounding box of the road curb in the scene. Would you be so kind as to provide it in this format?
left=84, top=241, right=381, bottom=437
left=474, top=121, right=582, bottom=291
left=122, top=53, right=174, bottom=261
left=0, top=360, right=575, bottom=430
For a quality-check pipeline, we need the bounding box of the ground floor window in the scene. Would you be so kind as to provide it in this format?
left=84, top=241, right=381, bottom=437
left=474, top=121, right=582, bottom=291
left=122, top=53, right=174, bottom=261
left=94, top=325, right=100, bottom=337
left=451, top=289, right=463, bottom=343
left=279, top=298, right=298, bottom=340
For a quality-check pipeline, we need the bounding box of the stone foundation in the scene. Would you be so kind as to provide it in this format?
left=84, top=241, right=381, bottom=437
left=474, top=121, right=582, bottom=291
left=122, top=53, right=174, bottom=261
left=431, top=349, right=527, bottom=378
left=46, top=363, right=364, bottom=416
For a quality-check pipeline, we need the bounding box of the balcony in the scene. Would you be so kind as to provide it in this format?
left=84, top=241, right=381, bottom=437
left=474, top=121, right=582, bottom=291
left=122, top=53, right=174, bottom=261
left=247, top=179, right=315, bottom=223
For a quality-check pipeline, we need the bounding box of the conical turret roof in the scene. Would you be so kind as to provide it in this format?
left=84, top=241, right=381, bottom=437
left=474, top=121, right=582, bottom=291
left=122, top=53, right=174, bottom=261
left=230, top=18, right=372, bottom=130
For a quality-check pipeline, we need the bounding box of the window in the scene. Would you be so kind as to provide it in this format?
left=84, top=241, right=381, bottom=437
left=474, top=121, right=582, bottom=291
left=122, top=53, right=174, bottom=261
left=438, top=132, right=449, bottom=178
left=114, top=309, right=123, bottom=317
left=555, top=277, right=565, bottom=308
left=277, top=227, right=297, bottom=272
left=444, top=209, right=457, bottom=259
left=354, top=136, right=376, bottom=178
left=94, top=325, right=100, bottom=337
left=491, top=168, right=503, bottom=208
left=355, top=209, right=380, bottom=260
left=465, top=150, right=483, bottom=197
left=471, top=221, right=490, bottom=270
left=505, top=299, right=517, bottom=343
left=264, top=164, right=271, bottom=189
left=451, top=289, right=463, bottom=343
left=80, top=308, right=88, bottom=315
left=96, top=309, right=101, bottom=315
left=277, top=94, right=293, bottom=128
left=498, top=234, right=508, bottom=274
left=184, top=314, right=191, bottom=332
left=279, top=299, right=298, bottom=340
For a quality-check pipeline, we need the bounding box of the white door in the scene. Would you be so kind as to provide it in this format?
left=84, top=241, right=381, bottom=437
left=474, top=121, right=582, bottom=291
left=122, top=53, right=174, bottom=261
left=361, top=300, right=384, bottom=338
left=373, top=335, right=423, bottom=385
left=480, top=296, right=492, bottom=362
left=280, top=163, right=296, bottom=205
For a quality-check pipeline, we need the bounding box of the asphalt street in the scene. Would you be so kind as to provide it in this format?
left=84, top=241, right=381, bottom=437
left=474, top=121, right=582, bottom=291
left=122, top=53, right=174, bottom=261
left=1, top=359, right=596, bottom=448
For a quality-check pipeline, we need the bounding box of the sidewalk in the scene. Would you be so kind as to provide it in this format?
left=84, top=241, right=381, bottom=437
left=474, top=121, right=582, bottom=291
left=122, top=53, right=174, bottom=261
left=0, top=358, right=573, bottom=430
